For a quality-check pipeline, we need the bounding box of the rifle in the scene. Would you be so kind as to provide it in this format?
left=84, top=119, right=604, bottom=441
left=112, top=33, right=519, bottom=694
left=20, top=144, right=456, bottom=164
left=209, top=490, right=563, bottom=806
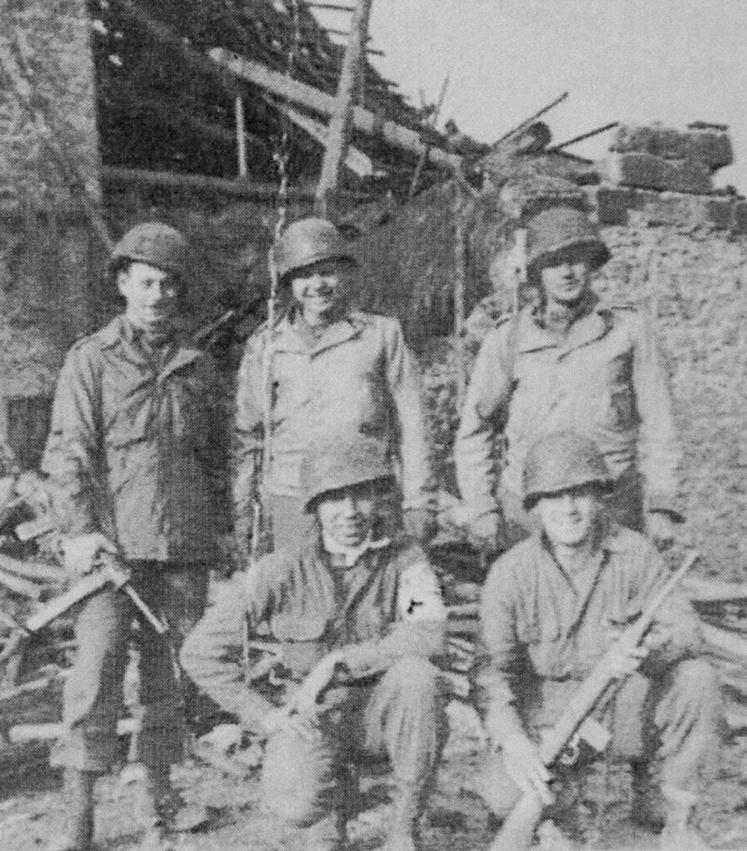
left=4, top=553, right=168, bottom=638
left=490, top=550, right=700, bottom=851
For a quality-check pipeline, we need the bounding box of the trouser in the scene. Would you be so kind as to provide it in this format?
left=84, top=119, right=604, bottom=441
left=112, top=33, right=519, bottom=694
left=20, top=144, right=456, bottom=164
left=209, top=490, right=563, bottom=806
left=55, top=561, right=209, bottom=773
left=260, top=657, right=447, bottom=828
left=500, top=467, right=645, bottom=548
left=478, top=658, right=722, bottom=819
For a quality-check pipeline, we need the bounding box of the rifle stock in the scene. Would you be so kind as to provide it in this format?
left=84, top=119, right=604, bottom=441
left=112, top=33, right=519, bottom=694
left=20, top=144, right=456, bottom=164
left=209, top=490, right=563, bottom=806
left=489, top=550, right=700, bottom=851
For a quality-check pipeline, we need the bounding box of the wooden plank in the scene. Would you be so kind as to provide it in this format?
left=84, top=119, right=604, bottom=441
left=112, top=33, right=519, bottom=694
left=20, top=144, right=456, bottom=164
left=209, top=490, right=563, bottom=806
left=0, top=555, right=63, bottom=584
left=0, top=567, right=43, bottom=600
left=209, top=48, right=462, bottom=170
left=683, top=575, right=747, bottom=603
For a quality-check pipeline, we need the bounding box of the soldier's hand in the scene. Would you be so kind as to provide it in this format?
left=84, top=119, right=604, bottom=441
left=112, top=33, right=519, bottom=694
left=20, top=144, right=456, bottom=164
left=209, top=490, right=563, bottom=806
left=62, top=533, right=117, bottom=576
left=289, top=650, right=346, bottom=719
left=403, top=507, right=438, bottom=543
left=646, top=511, right=675, bottom=551
left=501, top=732, right=553, bottom=805
left=260, top=706, right=316, bottom=742
left=605, top=627, right=649, bottom=678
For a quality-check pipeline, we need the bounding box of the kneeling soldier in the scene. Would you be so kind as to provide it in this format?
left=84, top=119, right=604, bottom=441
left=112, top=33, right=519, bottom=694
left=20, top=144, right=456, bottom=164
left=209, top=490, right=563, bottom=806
left=478, top=432, right=721, bottom=850
left=181, top=437, right=447, bottom=851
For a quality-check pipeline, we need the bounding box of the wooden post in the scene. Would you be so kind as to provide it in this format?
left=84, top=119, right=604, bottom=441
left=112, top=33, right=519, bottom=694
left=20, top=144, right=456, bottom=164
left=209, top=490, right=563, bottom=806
left=234, top=96, right=248, bottom=178
left=314, top=0, right=374, bottom=217
left=453, top=187, right=468, bottom=407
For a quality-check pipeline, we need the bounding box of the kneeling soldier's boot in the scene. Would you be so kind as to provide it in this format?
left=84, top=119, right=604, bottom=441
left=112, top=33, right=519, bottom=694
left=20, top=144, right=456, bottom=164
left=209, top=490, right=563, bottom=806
left=48, top=769, right=96, bottom=851
left=658, top=785, right=711, bottom=850
left=302, top=813, right=346, bottom=851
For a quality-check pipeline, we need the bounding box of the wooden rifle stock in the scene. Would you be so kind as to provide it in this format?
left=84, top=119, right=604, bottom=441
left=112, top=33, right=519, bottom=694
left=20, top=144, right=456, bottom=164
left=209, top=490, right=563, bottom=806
left=489, top=551, right=700, bottom=851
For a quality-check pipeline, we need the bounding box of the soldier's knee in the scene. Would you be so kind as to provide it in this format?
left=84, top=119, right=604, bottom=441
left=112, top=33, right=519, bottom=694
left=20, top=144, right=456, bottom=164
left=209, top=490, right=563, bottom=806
left=673, top=658, right=720, bottom=709
left=385, top=656, right=440, bottom=698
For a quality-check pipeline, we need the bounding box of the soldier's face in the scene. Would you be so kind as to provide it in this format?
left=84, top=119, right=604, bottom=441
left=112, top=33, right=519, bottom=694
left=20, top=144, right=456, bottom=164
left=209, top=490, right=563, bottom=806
left=535, top=483, right=601, bottom=548
left=291, top=259, right=349, bottom=326
left=316, top=481, right=379, bottom=548
left=118, top=261, right=181, bottom=331
left=540, top=249, right=592, bottom=306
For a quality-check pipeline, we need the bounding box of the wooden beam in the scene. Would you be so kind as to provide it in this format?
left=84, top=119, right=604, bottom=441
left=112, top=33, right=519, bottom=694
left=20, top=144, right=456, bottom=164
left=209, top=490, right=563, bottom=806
left=315, top=0, right=374, bottom=214
left=209, top=48, right=462, bottom=170
left=101, top=165, right=372, bottom=203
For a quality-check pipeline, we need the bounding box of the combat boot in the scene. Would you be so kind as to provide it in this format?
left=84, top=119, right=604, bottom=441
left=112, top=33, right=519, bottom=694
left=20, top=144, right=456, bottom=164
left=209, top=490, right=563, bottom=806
left=128, top=763, right=176, bottom=851
left=658, top=785, right=711, bottom=850
left=47, top=769, right=97, bottom=851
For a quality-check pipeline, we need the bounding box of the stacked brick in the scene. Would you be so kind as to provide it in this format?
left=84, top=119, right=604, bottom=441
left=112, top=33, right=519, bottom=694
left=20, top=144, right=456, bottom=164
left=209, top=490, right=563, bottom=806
left=598, top=122, right=747, bottom=233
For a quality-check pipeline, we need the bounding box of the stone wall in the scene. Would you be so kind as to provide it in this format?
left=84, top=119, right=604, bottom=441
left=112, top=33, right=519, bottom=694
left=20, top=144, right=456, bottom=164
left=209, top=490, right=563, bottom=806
left=0, top=0, right=103, bottom=464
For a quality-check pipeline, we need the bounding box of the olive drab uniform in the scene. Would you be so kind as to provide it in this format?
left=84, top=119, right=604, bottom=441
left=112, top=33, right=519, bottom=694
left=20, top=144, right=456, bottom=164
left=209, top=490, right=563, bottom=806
left=234, top=310, right=431, bottom=549
left=477, top=523, right=722, bottom=839
left=42, top=313, right=227, bottom=772
left=181, top=532, right=447, bottom=844
left=455, top=296, right=681, bottom=535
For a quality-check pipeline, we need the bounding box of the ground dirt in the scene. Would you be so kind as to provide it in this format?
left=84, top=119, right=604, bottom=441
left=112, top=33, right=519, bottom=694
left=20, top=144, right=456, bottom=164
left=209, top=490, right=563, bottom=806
left=0, top=714, right=744, bottom=851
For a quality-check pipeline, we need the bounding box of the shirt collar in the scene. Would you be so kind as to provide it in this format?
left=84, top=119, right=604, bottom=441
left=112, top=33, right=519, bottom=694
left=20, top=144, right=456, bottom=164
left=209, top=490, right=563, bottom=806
left=322, top=532, right=391, bottom=567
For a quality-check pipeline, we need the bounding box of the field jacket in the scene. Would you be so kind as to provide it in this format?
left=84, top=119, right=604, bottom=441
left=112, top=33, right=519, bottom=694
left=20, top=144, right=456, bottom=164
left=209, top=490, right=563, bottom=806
left=42, top=315, right=227, bottom=563
left=455, top=299, right=681, bottom=521
left=181, top=532, right=446, bottom=727
left=234, top=310, right=431, bottom=521
left=478, top=523, right=702, bottom=744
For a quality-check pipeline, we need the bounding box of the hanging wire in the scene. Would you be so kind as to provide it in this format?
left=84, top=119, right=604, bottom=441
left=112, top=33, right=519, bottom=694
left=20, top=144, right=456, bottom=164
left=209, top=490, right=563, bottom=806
left=272, top=0, right=301, bottom=241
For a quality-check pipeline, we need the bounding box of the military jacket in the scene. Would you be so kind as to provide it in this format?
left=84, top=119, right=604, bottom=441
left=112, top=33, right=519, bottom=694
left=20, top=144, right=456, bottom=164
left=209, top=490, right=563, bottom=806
left=478, top=523, right=702, bottom=743
left=234, top=310, right=431, bottom=516
left=42, top=315, right=227, bottom=562
left=455, top=299, right=681, bottom=520
left=181, top=532, right=446, bottom=726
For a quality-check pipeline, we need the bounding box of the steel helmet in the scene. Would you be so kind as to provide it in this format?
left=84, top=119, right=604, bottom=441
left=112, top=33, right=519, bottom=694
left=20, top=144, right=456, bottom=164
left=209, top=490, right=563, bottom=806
left=525, top=207, right=610, bottom=284
left=522, top=432, right=613, bottom=510
left=273, top=218, right=357, bottom=282
left=301, top=436, right=394, bottom=512
left=110, top=222, right=189, bottom=277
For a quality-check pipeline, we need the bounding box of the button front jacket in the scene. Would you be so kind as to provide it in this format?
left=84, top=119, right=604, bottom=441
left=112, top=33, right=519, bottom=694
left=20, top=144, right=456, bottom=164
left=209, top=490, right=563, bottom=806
left=478, top=523, right=702, bottom=744
left=455, top=299, right=681, bottom=521
left=181, top=533, right=446, bottom=727
left=234, top=310, right=431, bottom=519
left=42, top=315, right=227, bottom=562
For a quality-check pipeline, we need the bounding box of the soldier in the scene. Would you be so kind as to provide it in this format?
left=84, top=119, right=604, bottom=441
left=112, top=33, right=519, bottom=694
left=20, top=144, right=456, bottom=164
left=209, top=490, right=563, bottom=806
left=477, top=432, right=721, bottom=850
left=42, top=223, right=227, bottom=850
left=455, top=206, right=681, bottom=551
left=181, top=437, right=447, bottom=851
left=234, top=217, right=433, bottom=556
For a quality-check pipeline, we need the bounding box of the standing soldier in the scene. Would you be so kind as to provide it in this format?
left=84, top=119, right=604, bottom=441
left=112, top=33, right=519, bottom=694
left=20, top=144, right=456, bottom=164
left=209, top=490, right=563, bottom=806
left=234, top=217, right=433, bottom=557
left=42, top=223, right=227, bottom=850
left=455, top=206, right=681, bottom=552
left=182, top=437, right=447, bottom=851
left=478, top=432, right=720, bottom=850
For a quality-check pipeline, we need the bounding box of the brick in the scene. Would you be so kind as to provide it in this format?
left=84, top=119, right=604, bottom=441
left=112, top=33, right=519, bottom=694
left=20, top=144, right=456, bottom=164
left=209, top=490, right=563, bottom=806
left=686, top=132, right=734, bottom=170
left=612, top=123, right=733, bottom=171
left=706, top=198, right=734, bottom=230
left=731, top=200, right=747, bottom=234
left=664, top=159, right=713, bottom=195
left=595, top=187, right=633, bottom=225
left=608, top=152, right=667, bottom=190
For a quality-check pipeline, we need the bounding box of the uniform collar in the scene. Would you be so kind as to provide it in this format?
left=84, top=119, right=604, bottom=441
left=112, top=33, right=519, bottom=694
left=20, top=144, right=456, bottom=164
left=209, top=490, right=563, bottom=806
left=270, top=309, right=366, bottom=355
left=518, top=293, right=612, bottom=355
left=97, top=314, right=202, bottom=375
left=322, top=531, right=391, bottom=567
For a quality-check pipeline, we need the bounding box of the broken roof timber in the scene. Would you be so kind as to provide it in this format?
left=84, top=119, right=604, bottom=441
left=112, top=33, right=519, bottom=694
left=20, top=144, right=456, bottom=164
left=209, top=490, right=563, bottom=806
left=210, top=47, right=462, bottom=171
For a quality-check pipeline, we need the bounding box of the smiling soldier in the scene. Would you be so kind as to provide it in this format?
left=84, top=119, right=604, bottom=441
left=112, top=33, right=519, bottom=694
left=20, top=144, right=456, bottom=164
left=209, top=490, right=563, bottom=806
left=42, top=222, right=227, bottom=850
left=234, top=217, right=433, bottom=556
left=478, top=432, right=720, bottom=850
left=455, top=206, right=681, bottom=553
left=182, top=437, right=447, bottom=851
